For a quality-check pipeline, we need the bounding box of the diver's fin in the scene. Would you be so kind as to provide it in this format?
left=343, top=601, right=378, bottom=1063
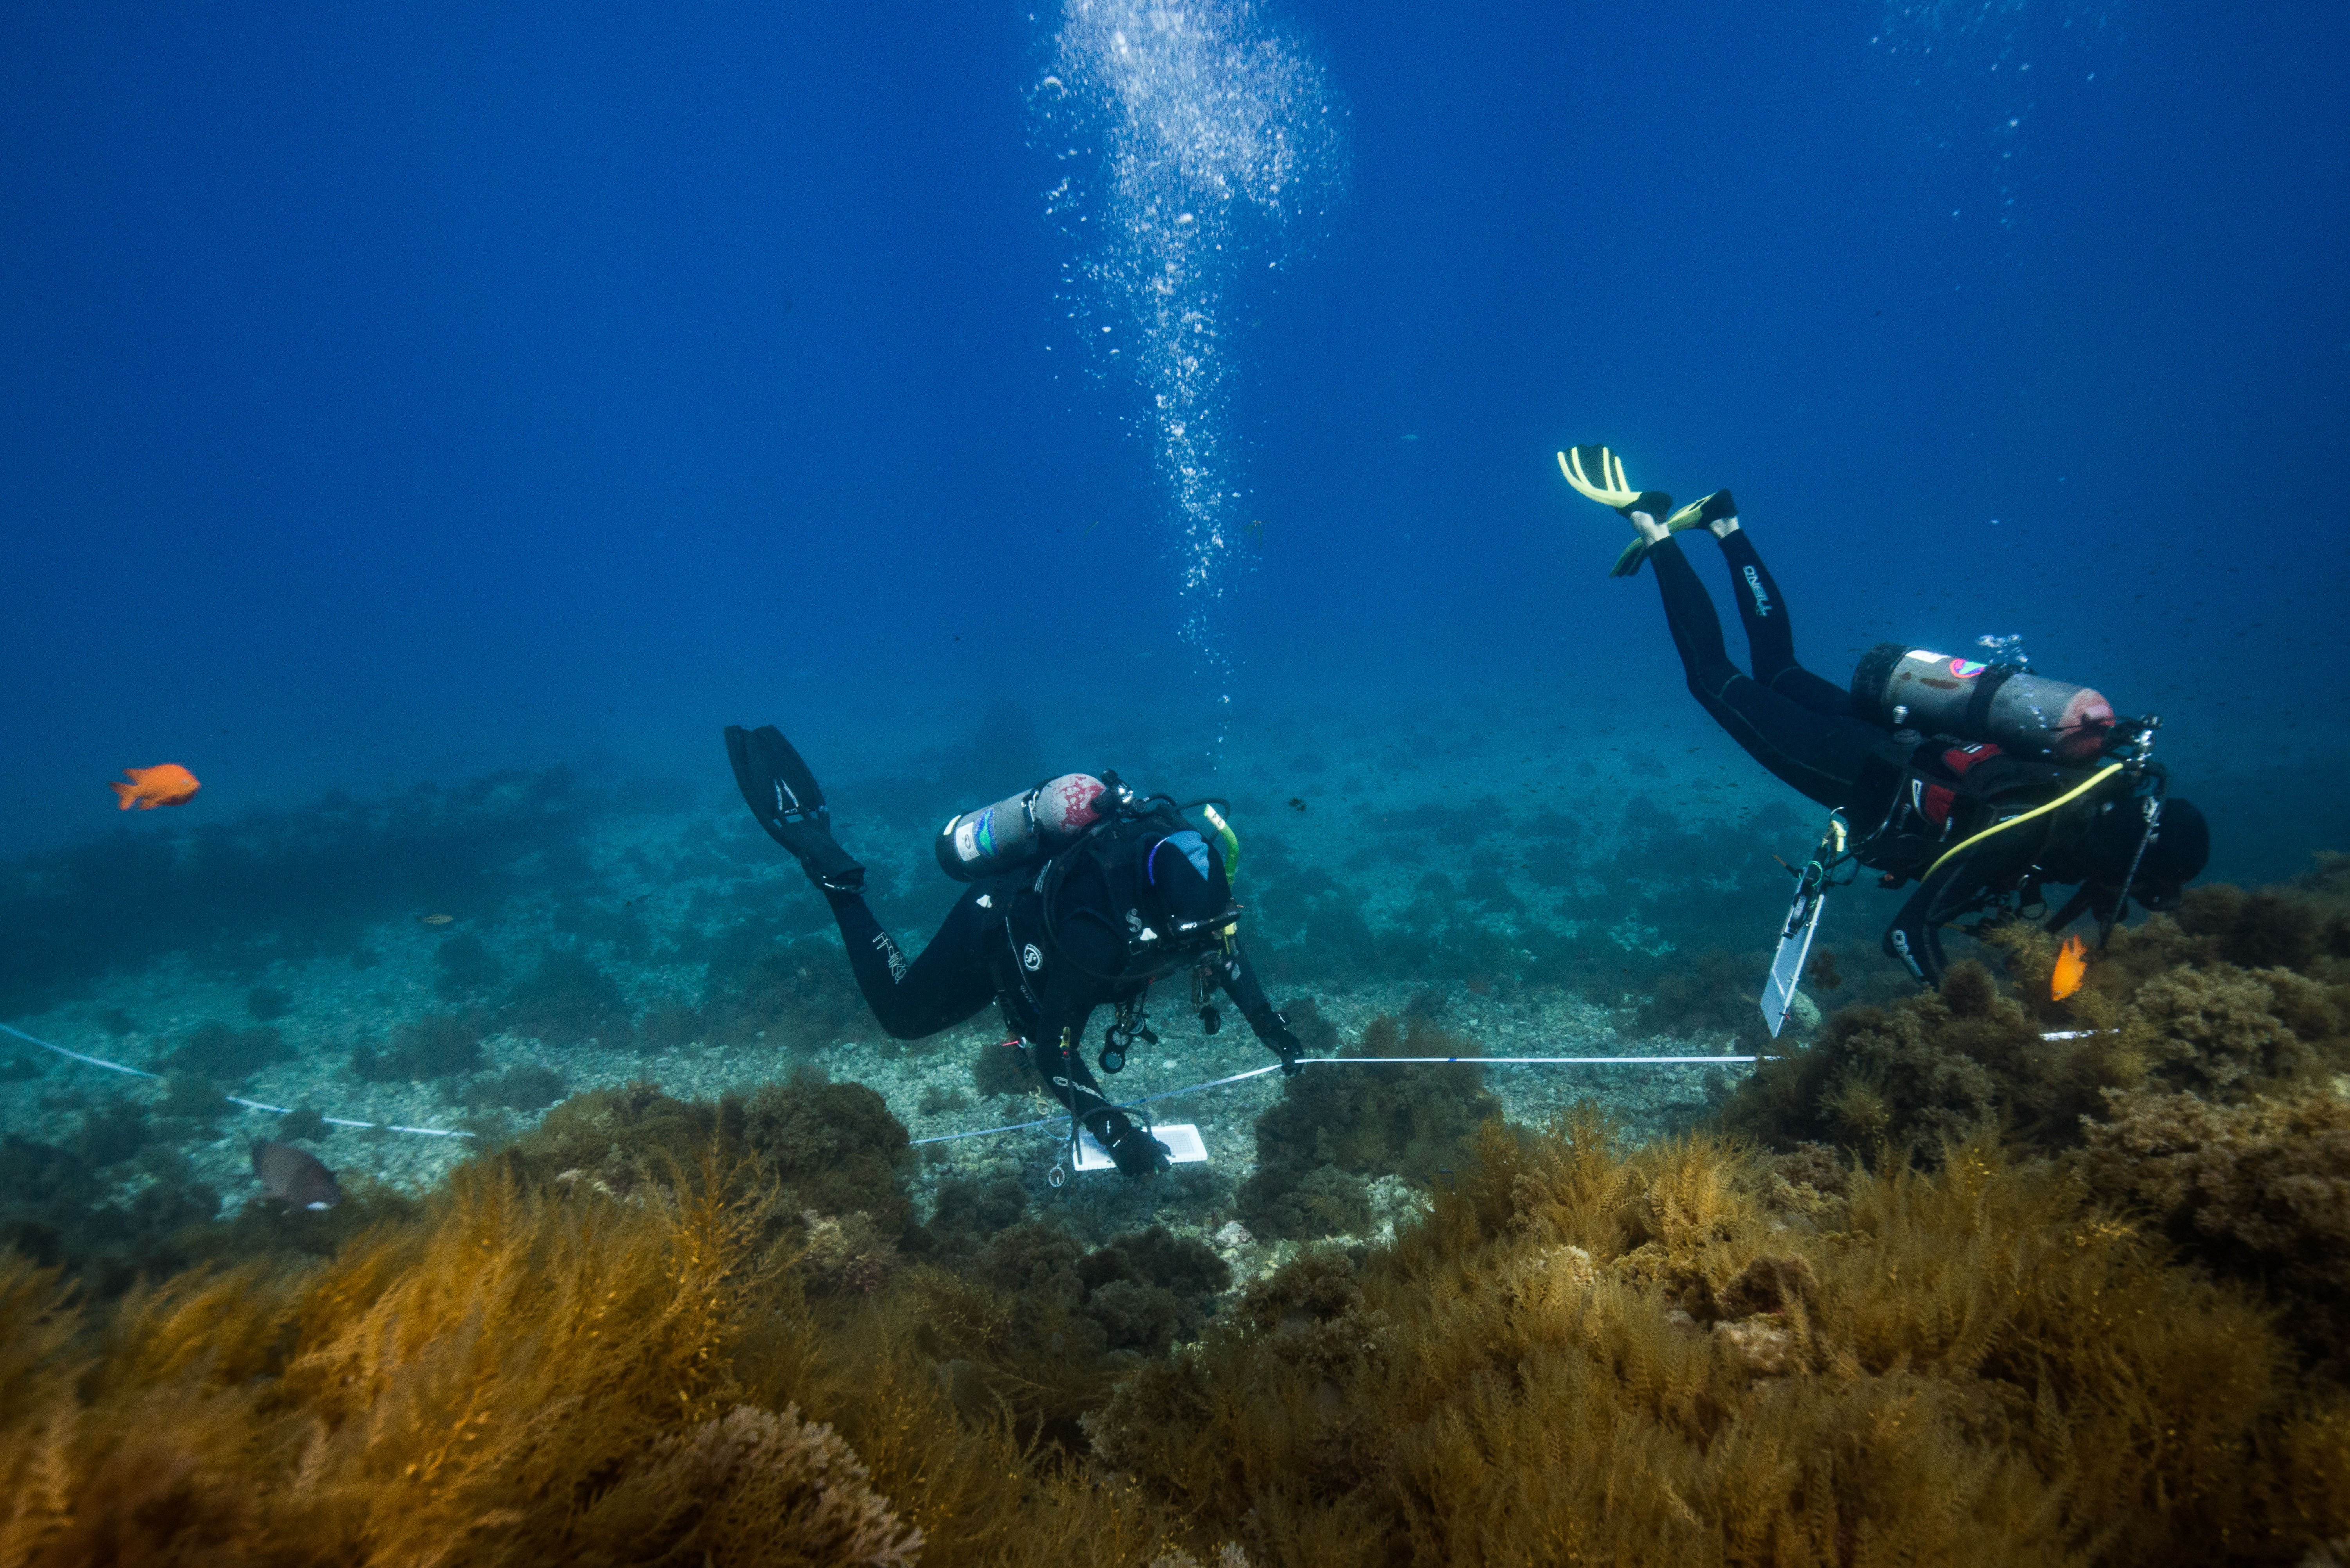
left=724, top=724, right=865, bottom=891
left=1558, top=446, right=1640, bottom=509
left=1560, top=444, right=1682, bottom=575
left=731, top=723, right=826, bottom=819
left=1666, top=489, right=1740, bottom=537
left=1606, top=537, right=1651, bottom=579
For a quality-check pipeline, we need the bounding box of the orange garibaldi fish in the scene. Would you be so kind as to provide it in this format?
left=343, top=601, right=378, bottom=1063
left=110, top=764, right=201, bottom=810
left=2050, top=934, right=2089, bottom=1002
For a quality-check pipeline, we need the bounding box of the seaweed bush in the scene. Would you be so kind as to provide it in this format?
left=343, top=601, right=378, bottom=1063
left=1635, top=946, right=1775, bottom=1047
left=157, top=1021, right=292, bottom=1082
left=1717, top=959, right=2136, bottom=1157
left=498, top=1079, right=738, bottom=1198
left=351, top=1013, right=484, bottom=1082
left=700, top=936, right=865, bottom=1051
left=921, top=1176, right=1028, bottom=1256
left=1722, top=863, right=2350, bottom=1418
left=898, top=1218, right=1232, bottom=1451
left=742, top=1078, right=914, bottom=1237
left=2083, top=1086, right=2350, bottom=1375
left=496, top=1076, right=915, bottom=1244
left=499, top=948, right=637, bottom=1048
left=550, top=897, right=656, bottom=962
left=456, top=1062, right=568, bottom=1113
left=634, top=998, right=708, bottom=1054
left=0, top=1128, right=216, bottom=1296
left=972, top=1036, right=1035, bottom=1098
left=1238, top=1008, right=1497, bottom=1241
left=431, top=932, right=503, bottom=1003
left=0, top=1100, right=409, bottom=1300
left=1090, top=1109, right=2350, bottom=1565
left=0, top=1152, right=1166, bottom=1567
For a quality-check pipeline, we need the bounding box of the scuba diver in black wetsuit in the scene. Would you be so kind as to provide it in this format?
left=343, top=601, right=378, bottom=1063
left=1555, top=446, right=2211, bottom=986
left=722, top=725, right=1306, bottom=1178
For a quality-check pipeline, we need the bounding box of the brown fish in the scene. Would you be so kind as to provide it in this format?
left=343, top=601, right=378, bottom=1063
left=252, top=1139, right=342, bottom=1210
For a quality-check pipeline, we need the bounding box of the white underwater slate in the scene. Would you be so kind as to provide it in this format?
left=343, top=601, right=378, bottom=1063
left=1073, top=1122, right=1209, bottom=1172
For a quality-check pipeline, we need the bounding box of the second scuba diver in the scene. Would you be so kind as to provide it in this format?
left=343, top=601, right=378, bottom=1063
left=722, top=725, right=1307, bottom=1177
left=1554, top=446, right=2211, bottom=985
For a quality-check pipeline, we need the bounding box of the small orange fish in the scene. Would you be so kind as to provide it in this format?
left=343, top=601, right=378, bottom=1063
left=109, top=764, right=201, bottom=811
left=2051, top=934, right=2089, bottom=1001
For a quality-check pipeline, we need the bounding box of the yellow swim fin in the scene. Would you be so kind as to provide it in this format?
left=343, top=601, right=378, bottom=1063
left=1664, top=489, right=1739, bottom=534
left=1559, top=445, right=1640, bottom=509
left=1558, top=444, right=1678, bottom=577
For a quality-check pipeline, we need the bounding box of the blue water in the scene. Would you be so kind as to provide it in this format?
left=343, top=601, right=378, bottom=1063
left=4, top=0, right=2345, bottom=951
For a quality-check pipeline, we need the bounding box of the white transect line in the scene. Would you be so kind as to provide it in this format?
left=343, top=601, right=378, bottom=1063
left=7, top=1018, right=1772, bottom=1151
left=910, top=1052, right=1771, bottom=1147
left=0, top=1020, right=479, bottom=1139
left=0, top=1019, right=158, bottom=1079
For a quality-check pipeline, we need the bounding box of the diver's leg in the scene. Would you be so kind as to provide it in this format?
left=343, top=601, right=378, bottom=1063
left=1707, top=519, right=1853, bottom=717
left=821, top=884, right=997, bottom=1039
left=1650, top=538, right=1887, bottom=811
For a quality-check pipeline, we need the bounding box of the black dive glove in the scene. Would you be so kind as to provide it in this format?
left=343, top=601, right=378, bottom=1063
left=724, top=725, right=865, bottom=893
left=1258, top=1011, right=1305, bottom=1077
left=1095, top=1114, right=1172, bottom=1177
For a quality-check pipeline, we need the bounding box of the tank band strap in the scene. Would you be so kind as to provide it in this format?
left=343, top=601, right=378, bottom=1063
left=1963, top=665, right=2015, bottom=736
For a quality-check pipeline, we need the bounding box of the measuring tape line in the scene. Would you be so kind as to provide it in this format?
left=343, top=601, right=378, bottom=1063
left=908, top=1051, right=1766, bottom=1147
left=3, top=1020, right=479, bottom=1139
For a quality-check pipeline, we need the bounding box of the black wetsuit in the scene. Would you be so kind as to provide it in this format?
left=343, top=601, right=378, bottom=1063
left=1647, top=531, right=2125, bottom=983
left=817, top=851, right=1291, bottom=1172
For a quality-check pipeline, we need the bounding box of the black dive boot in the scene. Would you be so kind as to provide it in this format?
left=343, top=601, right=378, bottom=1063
left=724, top=724, right=866, bottom=892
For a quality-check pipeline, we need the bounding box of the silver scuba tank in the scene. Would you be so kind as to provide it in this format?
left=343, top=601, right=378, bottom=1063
left=1850, top=644, right=2116, bottom=763
left=934, top=773, right=1109, bottom=881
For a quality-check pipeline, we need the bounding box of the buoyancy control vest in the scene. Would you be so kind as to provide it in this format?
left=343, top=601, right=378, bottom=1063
left=978, top=785, right=1241, bottom=1027
left=1039, top=793, right=1238, bottom=982
left=1856, top=738, right=2111, bottom=887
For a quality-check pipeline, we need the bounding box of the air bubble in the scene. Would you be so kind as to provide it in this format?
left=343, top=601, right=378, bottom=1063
left=1034, top=0, right=1348, bottom=677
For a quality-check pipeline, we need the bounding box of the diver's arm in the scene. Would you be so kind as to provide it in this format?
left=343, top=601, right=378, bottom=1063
left=1215, top=942, right=1305, bottom=1075
left=1881, top=881, right=1957, bottom=985
left=1880, top=842, right=2032, bottom=985
left=1028, top=917, right=1169, bottom=1175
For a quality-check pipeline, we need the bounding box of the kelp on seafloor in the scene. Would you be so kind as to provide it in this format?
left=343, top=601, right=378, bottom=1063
left=1716, top=862, right=2350, bottom=1382
left=1090, top=1111, right=2350, bottom=1566
left=0, top=1149, right=1170, bottom=1568
left=8, top=866, right=2350, bottom=1564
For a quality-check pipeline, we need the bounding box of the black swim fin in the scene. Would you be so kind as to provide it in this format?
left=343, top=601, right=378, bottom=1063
left=724, top=724, right=865, bottom=892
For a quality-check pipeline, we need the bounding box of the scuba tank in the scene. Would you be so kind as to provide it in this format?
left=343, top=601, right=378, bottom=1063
left=934, top=773, right=1109, bottom=881
left=1850, top=644, right=2115, bottom=763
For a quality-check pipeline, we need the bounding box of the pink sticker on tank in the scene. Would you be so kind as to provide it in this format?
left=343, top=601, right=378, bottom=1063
left=1950, top=659, right=1988, bottom=679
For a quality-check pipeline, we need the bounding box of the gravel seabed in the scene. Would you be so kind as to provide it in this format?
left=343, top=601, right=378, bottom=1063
left=2, top=698, right=1815, bottom=1281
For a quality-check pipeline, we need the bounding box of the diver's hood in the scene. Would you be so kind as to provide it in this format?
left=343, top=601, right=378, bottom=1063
left=1138, top=829, right=1233, bottom=933
left=1102, top=829, right=1236, bottom=980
